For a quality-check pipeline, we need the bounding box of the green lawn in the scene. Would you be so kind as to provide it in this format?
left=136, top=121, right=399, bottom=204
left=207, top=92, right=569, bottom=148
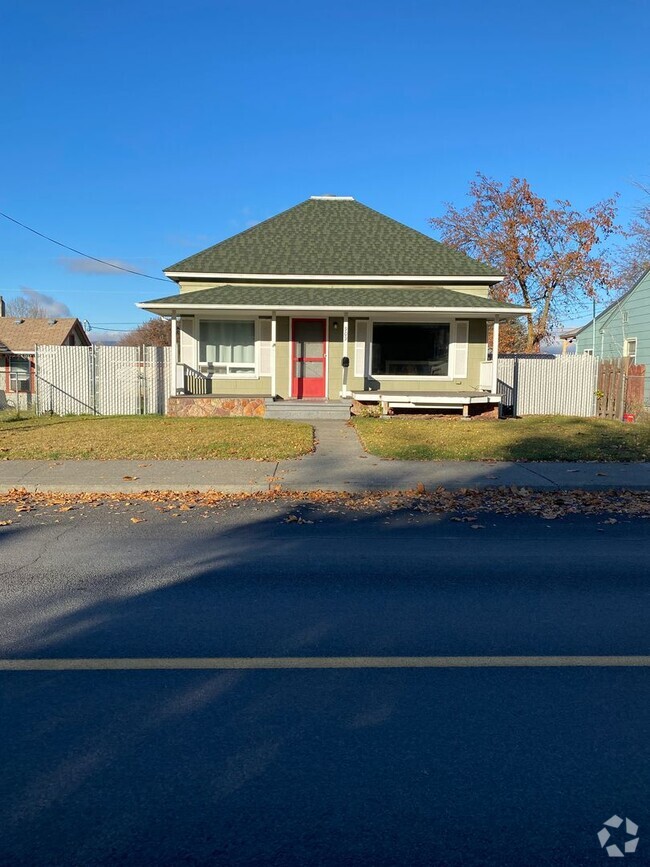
left=0, top=413, right=313, bottom=460
left=352, top=415, right=650, bottom=461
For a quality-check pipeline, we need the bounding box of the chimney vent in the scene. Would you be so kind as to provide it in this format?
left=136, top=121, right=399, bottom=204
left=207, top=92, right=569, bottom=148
left=0, top=296, right=5, bottom=317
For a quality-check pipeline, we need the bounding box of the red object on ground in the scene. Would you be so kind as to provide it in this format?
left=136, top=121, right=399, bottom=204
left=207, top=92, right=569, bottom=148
left=623, top=413, right=635, bottom=423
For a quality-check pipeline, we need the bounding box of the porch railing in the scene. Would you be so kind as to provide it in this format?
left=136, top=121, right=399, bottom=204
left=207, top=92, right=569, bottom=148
left=176, top=363, right=211, bottom=395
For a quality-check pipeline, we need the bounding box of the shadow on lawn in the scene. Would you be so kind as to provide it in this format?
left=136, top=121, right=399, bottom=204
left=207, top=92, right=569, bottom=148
left=355, top=416, right=650, bottom=462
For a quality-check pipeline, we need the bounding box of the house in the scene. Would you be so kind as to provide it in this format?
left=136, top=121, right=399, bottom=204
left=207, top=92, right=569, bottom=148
left=138, top=195, right=531, bottom=418
left=571, top=266, right=650, bottom=404
left=0, top=299, right=90, bottom=409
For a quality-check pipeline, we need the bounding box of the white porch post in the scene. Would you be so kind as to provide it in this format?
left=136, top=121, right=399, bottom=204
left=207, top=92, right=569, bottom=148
left=341, top=313, right=349, bottom=397
left=169, top=313, right=177, bottom=398
left=491, top=317, right=500, bottom=395
left=271, top=312, right=277, bottom=399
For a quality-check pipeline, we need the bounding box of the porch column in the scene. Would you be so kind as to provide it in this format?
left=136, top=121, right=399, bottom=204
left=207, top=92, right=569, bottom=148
left=341, top=313, right=349, bottom=397
left=169, top=313, right=177, bottom=398
left=491, top=317, right=500, bottom=395
left=271, top=313, right=277, bottom=399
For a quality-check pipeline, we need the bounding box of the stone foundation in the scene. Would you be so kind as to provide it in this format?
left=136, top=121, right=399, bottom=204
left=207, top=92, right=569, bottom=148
left=167, top=396, right=266, bottom=418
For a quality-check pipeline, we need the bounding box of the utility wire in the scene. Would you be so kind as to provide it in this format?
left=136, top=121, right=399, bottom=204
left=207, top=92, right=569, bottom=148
left=0, top=210, right=168, bottom=282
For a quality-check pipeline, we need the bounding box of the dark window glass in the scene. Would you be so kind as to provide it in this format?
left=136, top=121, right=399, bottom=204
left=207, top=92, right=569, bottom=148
left=371, top=323, right=450, bottom=376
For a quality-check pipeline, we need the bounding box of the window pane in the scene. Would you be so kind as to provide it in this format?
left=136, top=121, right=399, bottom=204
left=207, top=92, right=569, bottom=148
left=10, top=357, right=31, bottom=392
left=199, top=321, right=255, bottom=366
left=295, top=360, right=324, bottom=379
left=294, top=321, right=324, bottom=357
left=371, top=323, right=450, bottom=376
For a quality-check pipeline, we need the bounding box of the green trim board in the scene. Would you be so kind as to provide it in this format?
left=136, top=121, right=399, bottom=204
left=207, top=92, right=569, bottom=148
left=164, top=197, right=501, bottom=279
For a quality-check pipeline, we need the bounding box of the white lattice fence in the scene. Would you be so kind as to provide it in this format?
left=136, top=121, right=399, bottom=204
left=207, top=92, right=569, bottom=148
left=142, top=346, right=170, bottom=414
left=94, top=346, right=140, bottom=415
left=497, top=354, right=598, bottom=417
left=35, top=346, right=95, bottom=415
left=35, top=345, right=170, bottom=415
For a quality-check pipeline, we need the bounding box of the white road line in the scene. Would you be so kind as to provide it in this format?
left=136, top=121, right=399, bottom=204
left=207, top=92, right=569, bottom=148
left=1, top=656, right=649, bottom=671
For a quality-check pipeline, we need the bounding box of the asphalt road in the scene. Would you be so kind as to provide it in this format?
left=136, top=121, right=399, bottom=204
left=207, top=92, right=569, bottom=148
left=1, top=499, right=649, bottom=865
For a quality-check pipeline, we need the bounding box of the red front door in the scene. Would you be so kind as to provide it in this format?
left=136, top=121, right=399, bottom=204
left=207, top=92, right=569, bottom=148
left=291, top=319, right=326, bottom=398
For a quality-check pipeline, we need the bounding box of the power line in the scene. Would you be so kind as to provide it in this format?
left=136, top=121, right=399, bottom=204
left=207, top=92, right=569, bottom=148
left=0, top=211, right=168, bottom=282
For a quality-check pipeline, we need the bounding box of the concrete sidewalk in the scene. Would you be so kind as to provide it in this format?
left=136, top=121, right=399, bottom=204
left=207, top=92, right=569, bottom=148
left=1, top=420, right=649, bottom=494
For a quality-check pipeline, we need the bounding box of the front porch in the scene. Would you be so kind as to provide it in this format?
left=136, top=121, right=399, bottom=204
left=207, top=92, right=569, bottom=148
left=351, top=390, right=502, bottom=417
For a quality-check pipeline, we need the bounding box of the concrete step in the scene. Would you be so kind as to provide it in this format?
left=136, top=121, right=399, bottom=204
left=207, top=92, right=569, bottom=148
left=265, top=400, right=352, bottom=421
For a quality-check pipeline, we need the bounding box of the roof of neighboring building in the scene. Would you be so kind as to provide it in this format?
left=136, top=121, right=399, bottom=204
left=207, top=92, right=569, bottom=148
left=0, top=317, right=90, bottom=352
left=164, top=196, right=502, bottom=280
left=139, top=284, right=530, bottom=314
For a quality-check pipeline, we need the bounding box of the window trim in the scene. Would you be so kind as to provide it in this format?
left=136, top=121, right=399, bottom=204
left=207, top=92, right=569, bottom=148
left=368, top=318, right=460, bottom=381
left=197, top=317, right=259, bottom=379
left=8, top=354, right=33, bottom=393
left=624, top=337, right=637, bottom=365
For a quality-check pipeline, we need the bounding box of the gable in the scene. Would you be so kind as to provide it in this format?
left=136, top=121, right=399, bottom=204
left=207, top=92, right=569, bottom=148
left=575, top=268, right=650, bottom=355
left=0, top=317, right=90, bottom=352
left=165, top=196, right=501, bottom=280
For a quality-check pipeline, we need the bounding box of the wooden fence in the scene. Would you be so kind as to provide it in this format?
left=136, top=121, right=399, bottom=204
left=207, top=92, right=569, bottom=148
left=596, top=358, right=646, bottom=420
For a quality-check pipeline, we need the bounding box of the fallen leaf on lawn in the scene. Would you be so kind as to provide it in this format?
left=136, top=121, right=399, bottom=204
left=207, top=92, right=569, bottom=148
left=122, top=476, right=138, bottom=481
left=0, top=519, right=13, bottom=526
left=15, top=505, right=33, bottom=513
left=58, top=506, right=73, bottom=512
left=130, top=517, right=145, bottom=523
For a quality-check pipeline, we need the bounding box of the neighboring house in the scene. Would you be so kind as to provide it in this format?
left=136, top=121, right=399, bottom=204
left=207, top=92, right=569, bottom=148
left=138, top=195, right=530, bottom=417
left=0, top=300, right=90, bottom=409
left=571, top=267, right=650, bottom=403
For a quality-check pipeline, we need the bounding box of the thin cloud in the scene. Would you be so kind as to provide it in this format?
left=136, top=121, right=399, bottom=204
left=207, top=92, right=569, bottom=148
left=58, top=256, right=142, bottom=275
left=11, top=287, right=71, bottom=317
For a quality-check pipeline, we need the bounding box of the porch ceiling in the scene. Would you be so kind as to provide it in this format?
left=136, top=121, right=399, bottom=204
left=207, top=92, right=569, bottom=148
left=138, top=284, right=531, bottom=317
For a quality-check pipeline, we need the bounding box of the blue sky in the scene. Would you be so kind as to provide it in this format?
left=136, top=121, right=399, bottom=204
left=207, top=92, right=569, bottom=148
left=1, top=0, right=648, bottom=339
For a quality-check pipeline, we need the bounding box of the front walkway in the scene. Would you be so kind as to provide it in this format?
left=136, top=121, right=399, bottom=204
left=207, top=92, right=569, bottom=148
left=1, top=420, right=650, bottom=493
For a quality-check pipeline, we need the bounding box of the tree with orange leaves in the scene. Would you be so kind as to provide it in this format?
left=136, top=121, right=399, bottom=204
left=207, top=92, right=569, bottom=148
left=430, top=174, right=620, bottom=352
left=119, top=317, right=171, bottom=347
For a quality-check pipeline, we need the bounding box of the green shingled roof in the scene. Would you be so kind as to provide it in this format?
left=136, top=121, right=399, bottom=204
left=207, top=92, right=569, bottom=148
left=141, top=284, right=528, bottom=312
left=165, top=197, right=501, bottom=278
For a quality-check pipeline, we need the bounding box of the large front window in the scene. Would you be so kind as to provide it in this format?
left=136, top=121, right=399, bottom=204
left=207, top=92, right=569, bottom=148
left=371, top=322, right=450, bottom=377
left=199, top=320, right=256, bottom=375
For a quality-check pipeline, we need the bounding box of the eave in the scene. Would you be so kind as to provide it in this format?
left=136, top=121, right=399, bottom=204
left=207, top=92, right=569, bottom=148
left=137, top=301, right=532, bottom=318
left=163, top=271, right=505, bottom=284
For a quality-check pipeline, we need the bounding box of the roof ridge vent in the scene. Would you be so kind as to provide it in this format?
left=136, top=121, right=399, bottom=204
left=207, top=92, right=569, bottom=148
left=48, top=318, right=58, bottom=325
left=310, top=195, right=355, bottom=201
